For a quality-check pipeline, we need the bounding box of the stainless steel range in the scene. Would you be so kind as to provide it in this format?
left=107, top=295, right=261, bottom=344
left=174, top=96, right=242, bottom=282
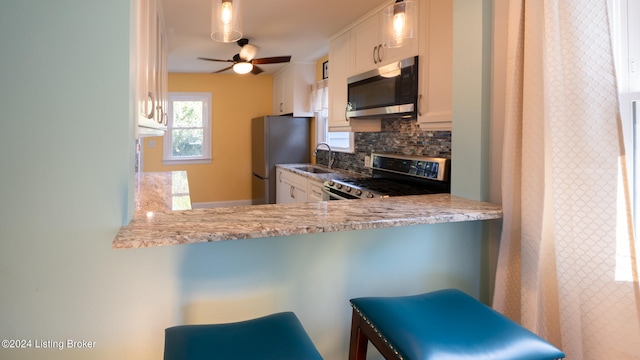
left=323, top=153, right=450, bottom=200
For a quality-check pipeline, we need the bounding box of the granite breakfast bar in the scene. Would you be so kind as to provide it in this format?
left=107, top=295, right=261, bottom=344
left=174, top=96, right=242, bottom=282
left=113, top=168, right=502, bottom=248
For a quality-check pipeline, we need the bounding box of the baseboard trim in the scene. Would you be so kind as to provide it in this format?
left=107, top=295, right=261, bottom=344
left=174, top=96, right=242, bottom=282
left=191, top=200, right=254, bottom=209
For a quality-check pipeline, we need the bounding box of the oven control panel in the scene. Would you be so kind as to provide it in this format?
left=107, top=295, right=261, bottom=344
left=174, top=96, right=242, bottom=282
left=370, top=153, right=449, bottom=182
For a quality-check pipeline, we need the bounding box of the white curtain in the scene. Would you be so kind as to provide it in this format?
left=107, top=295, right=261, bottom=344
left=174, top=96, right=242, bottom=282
left=493, top=0, right=640, bottom=358
left=309, top=79, right=329, bottom=113
left=310, top=79, right=330, bottom=144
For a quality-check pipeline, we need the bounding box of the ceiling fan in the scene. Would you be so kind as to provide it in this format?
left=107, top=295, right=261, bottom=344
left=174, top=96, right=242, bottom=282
left=198, top=38, right=291, bottom=75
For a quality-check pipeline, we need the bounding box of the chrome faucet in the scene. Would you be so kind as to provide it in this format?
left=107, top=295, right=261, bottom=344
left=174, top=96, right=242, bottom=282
left=313, top=142, right=334, bottom=169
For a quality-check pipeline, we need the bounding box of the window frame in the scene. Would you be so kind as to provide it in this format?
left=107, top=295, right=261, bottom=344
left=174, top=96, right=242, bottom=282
left=163, top=92, right=213, bottom=165
left=315, top=109, right=355, bottom=153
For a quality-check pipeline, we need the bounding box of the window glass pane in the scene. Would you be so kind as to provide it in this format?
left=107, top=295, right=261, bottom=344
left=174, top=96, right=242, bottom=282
left=327, top=132, right=351, bottom=149
left=173, top=101, right=203, bottom=128
left=172, top=129, right=204, bottom=157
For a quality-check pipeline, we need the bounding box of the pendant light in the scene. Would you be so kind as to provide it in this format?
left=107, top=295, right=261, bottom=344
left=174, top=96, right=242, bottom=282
left=383, top=0, right=416, bottom=48
left=211, top=0, right=242, bottom=43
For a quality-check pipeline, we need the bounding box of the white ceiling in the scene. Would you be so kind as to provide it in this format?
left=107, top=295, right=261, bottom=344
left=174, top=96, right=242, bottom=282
left=161, top=0, right=389, bottom=73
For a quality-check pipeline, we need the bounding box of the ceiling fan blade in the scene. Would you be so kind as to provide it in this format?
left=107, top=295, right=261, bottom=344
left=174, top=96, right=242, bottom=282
left=251, top=65, right=264, bottom=75
left=214, top=65, right=234, bottom=73
left=198, top=57, right=234, bottom=63
left=252, top=56, right=292, bottom=65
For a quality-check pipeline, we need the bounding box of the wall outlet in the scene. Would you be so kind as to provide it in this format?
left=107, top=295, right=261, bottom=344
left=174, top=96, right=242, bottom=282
left=364, top=155, right=371, bottom=168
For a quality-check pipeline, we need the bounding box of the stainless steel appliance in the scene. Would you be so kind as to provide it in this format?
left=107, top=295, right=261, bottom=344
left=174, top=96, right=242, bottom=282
left=323, top=153, right=450, bottom=200
left=252, top=116, right=310, bottom=204
left=347, top=56, right=419, bottom=119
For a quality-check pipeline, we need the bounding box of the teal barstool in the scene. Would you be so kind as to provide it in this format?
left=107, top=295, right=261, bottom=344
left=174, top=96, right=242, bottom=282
left=349, top=289, right=565, bottom=360
left=165, top=312, right=323, bottom=360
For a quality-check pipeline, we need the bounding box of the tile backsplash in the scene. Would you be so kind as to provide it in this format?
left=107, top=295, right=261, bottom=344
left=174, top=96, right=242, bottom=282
left=316, top=118, right=451, bottom=175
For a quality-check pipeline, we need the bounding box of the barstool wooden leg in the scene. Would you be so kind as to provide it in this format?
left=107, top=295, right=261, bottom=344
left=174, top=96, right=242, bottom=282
left=349, top=308, right=369, bottom=360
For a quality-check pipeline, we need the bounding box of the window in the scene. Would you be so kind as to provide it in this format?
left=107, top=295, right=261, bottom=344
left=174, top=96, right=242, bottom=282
left=315, top=110, right=354, bottom=152
left=163, top=92, right=212, bottom=164
left=610, top=0, right=640, bottom=281
left=310, top=80, right=354, bottom=152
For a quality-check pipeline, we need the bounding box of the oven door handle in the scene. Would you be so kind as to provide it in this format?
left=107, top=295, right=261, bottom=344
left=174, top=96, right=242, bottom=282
left=322, top=188, right=354, bottom=201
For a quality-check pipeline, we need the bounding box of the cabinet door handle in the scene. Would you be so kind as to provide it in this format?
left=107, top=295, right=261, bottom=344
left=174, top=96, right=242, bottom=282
left=373, top=45, right=378, bottom=64
left=162, top=111, right=168, bottom=126
left=280, top=102, right=284, bottom=113
left=377, top=44, right=383, bottom=63
left=145, top=92, right=155, bottom=119
left=418, top=94, right=423, bottom=116
left=345, top=102, right=352, bottom=122
left=290, top=185, right=295, bottom=198
left=156, top=105, right=164, bottom=124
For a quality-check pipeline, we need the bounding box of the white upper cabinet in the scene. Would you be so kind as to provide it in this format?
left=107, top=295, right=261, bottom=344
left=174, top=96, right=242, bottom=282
left=328, top=31, right=351, bottom=130
left=328, top=31, right=381, bottom=132
left=417, top=0, right=453, bottom=130
left=327, top=0, right=421, bottom=132
left=272, top=63, right=315, bottom=116
left=350, top=15, right=382, bottom=76
left=135, top=0, right=168, bottom=137
left=350, top=5, right=420, bottom=76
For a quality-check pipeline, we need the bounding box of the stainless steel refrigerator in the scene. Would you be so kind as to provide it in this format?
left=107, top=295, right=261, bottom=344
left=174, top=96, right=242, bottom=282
left=251, top=116, right=310, bottom=204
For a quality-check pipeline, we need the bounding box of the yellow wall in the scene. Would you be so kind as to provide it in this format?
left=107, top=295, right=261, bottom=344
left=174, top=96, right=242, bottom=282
left=315, top=54, right=328, bottom=81
left=143, top=73, right=273, bottom=204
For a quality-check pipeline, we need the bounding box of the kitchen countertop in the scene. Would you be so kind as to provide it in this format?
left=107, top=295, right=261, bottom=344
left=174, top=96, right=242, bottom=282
left=276, top=163, right=369, bottom=182
left=134, top=171, right=192, bottom=213
left=114, top=165, right=501, bottom=249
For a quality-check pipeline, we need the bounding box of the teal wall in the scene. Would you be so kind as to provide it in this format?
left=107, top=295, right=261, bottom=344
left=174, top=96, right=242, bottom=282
left=0, top=1, right=495, bottom=359
left=451, top=0, right=493, bottom=203
left=451, top=0, right=495, bottom=302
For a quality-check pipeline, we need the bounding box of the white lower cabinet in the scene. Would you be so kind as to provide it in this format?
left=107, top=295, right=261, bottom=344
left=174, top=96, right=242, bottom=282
left=307, top=179, right=324, bottom=202
left=276, top=169, right=308, bottom=204
left=276, top=168, right=325, bottom=204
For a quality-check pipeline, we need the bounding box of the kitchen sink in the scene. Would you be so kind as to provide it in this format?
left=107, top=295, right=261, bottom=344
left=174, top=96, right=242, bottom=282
left=292, top=165, right=333, bottom=174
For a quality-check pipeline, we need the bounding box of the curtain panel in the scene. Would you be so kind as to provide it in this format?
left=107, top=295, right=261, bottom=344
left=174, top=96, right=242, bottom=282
left=493, top=0, right=640, bottom=358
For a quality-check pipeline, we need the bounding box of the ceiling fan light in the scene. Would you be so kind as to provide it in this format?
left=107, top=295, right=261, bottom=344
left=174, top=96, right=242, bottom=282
left=211, top=0, right=242, bottom=43
left=383, top=0, right=416, bottom=48
left=233, top=62, right=253, bottom=74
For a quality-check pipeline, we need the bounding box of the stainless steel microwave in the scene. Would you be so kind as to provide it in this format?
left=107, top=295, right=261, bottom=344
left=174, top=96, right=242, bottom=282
left=347, top=56, right=418, bottom=119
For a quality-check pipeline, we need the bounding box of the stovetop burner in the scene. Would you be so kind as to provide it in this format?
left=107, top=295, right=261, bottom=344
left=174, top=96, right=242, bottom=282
left=324, top=153, right=450, bottom=200
left=339, top=179, right=438, bottom=196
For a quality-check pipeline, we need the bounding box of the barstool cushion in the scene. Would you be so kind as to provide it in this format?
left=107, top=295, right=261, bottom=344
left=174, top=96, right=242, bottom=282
left=350, top=289, right=565, bottom=360
left=164, top=311, right=323, bottom=360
